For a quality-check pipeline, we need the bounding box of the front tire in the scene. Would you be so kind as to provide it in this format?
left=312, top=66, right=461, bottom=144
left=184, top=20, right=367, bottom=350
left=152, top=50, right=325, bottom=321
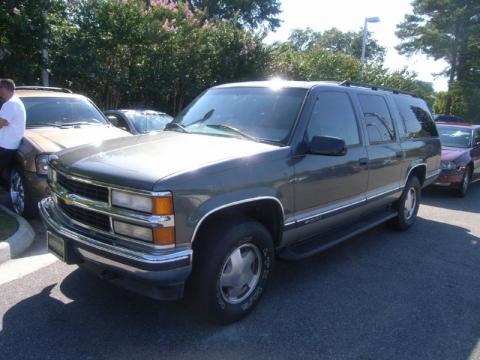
left=9, top=166, right=36, bottom=218
left=453, top=166, right=471, bottom=198
left=187, top=218, right=274, bottom=324
left=388, top=176, right=421, bottom=231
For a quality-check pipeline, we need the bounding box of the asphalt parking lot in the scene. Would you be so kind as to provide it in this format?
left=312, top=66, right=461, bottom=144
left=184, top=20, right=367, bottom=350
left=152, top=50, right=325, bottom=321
left=1, top=184, right=480, bottom=360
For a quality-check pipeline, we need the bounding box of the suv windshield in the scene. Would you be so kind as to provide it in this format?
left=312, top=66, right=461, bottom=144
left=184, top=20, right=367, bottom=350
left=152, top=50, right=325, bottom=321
left=169, top=87, right=308, bottom=144
left=438, top=126, right=472, bottom=148
left=21, top=97, right=107, bottom=127
left=125, top=111, right=173, bottom=133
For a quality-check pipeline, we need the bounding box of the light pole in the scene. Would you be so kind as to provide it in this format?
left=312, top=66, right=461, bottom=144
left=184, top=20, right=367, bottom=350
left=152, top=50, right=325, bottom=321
left=360, top=16, right=380, bottom=78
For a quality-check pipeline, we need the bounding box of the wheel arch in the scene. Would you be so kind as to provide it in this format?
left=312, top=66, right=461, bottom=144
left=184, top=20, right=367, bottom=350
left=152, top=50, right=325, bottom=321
left=406, top=163, right=427, bottom=186
left=191, top=197, right=285, bottom=247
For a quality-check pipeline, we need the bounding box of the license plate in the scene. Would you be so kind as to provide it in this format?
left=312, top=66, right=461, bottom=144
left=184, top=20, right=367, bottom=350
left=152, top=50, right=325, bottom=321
left=47, top=231, right=65, bottom=261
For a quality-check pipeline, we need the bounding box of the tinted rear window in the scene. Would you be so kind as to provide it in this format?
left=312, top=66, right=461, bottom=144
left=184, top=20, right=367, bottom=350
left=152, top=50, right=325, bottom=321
left=358, top=94, right=395, bottom=143
left=393, top=95, right=438, bottom=138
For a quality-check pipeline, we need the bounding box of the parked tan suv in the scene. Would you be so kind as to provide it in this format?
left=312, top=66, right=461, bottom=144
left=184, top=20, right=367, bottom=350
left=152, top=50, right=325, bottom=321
left=0, top=86, right=129, bottom=218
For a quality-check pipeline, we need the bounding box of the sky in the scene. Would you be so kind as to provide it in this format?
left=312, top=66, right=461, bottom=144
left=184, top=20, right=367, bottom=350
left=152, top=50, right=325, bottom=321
left=264, top=0, right=449, bottom=91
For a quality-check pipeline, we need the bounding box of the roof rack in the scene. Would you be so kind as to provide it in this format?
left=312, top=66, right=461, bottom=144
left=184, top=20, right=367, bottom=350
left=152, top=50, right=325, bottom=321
left=339, top=80, right=418, bottom=97
left=16, top=86, right=73, bottom=94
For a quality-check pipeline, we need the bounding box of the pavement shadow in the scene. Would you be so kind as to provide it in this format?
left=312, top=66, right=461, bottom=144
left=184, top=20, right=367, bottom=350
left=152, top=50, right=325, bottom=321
left=1, top=217, right=480, bottom=359
left=422, top=181, right=480, bottom=213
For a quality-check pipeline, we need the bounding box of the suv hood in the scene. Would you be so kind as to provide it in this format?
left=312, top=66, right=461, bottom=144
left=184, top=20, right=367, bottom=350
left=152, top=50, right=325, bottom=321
left=25, top=125, right=129, bottom=153
left=53, top=131, right=279, bottom=190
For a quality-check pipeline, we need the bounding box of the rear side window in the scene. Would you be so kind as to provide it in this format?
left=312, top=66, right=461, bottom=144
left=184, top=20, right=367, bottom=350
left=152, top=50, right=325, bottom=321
left=393, top=95, right=438, bottom=139
left=307, top=91, right=360, bottom=146
left=357, top=94, right=395, bottom=144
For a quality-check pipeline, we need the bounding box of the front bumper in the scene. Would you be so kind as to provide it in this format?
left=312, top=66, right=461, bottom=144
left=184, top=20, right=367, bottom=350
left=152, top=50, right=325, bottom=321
left=432, top=169, right=465, bottom=188
left=39, top=197, right=192, bottom=300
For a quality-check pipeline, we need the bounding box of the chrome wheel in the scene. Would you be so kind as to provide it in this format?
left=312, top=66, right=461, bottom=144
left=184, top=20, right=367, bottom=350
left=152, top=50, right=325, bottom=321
left=219, top=243, right=262, bottom=305
left=10, top=170, right=25, bottom=215
left=403, top=187, right=417, bottom=221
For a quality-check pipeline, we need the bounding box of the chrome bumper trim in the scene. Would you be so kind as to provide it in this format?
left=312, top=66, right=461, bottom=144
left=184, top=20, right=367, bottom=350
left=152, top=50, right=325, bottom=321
left=39, top=197, right=191, bottom=266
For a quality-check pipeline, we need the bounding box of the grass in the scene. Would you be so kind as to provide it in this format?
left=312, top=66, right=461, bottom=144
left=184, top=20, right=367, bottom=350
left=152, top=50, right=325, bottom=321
left=0, top=209, right=18, bottom=241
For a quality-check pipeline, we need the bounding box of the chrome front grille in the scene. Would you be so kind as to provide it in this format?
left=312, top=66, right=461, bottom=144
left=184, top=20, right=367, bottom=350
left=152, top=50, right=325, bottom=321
left=57, top=173, right=109, bottom=203
left=58, top=199, right=111, bottom=232
left=49, top=168, right=175, bottom=249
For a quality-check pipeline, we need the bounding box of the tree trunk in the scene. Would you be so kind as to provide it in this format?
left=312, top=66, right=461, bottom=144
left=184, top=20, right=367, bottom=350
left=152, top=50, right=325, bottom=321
left=445, top=23, right=460, bottom=115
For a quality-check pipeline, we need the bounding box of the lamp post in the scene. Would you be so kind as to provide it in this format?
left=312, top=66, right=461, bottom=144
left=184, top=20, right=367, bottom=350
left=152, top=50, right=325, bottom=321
left=360, top=16, right=380, bottom=78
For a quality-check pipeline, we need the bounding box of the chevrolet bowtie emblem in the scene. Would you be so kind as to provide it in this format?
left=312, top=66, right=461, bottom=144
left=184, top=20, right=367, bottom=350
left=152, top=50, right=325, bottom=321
left=63, top=196, right=74, bottom=206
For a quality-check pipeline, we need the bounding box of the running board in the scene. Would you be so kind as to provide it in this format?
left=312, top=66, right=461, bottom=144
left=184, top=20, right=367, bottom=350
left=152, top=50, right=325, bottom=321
left=278, top=209, right=398, bottom=261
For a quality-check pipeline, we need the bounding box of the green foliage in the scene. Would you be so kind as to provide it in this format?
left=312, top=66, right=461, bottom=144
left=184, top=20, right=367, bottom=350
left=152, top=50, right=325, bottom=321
left=0, top=0, right=435, bottom=116
left=48, top=0, right=268, bottom=112
left=433, top=82, right=480, bottom=123
left=396, top=0, right=480, bottom=121
left=266, top=42, right=433, bottom=101
left=186, top=0, right=282, bottom=30
left=288, top=27, right=385, bottom=62
left=0, top=0, right=67, bottom=83
left=0, top=210, right=17, bottom=241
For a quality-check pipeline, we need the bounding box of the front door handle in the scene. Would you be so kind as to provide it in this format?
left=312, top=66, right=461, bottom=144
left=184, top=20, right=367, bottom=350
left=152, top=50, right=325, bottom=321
left=359, top=158, right=369, bottom=166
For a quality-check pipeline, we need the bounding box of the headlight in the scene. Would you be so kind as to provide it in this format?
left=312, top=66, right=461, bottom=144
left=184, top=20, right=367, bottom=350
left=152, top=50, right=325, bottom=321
left=441, top=161, right=456, bottom=170
left=35, top=154, right=52, bottom=175
left=111, top=190, right=173, bottom=215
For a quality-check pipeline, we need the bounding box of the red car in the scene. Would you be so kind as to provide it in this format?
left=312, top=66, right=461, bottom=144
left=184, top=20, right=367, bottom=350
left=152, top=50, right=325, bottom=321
left=434, top=122, right=480, bottom=196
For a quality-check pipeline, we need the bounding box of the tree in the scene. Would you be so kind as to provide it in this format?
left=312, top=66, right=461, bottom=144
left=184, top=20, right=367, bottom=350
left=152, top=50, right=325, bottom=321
left=167, top=0, right=282, bottom=30
left=50, top=0, right=269, bottom=113
left=0, top=0, right=67, bottom=83
left=287, top=27, right=385, bottom=62
left=396, top=0, right=480, bottom=116
left=266, top=42, right=431, bottom=100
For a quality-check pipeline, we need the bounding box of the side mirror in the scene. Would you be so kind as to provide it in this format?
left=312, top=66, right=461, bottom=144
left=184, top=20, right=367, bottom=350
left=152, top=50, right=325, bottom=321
left=308, top=136, right=347, bottom=156
left=107, top=115, right=119, bottom=126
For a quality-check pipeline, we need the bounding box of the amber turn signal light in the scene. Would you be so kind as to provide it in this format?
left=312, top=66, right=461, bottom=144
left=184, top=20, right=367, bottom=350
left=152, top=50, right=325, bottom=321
left=153, top=227, right=175, bottom=246
left=152, top=196, right=174, bottom=215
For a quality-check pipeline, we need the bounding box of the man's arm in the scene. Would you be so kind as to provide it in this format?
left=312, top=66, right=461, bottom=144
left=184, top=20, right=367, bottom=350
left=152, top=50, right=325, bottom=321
left=0, top=117, right=9, bottom=128
left=0, top=102, right=13, bottom=128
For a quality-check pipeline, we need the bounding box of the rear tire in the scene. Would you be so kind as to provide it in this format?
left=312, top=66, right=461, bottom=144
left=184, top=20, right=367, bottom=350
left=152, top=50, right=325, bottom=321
left=388, top=176, right=421, bottom=231
left=187, top=218, right=274, bottom=324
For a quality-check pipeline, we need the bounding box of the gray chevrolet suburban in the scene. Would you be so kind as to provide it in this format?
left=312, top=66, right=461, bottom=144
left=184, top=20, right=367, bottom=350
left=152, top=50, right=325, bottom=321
left=39, top=80, right=441, bottom=323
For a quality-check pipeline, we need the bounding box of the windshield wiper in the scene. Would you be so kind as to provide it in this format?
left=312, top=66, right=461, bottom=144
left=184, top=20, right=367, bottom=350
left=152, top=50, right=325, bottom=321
left=27, top=123, right=64, bottom=128
left=206, top=124, right=259, bottom=142
left=61, top=121, right=99, bottom=127
left=188, top=109, right=215, bottom=126
left=164, top=122, right=190, bottom=133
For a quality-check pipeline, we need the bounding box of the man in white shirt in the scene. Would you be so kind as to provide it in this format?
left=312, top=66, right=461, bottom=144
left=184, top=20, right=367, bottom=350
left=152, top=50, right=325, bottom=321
left=0, top=79, right=26, bottom=177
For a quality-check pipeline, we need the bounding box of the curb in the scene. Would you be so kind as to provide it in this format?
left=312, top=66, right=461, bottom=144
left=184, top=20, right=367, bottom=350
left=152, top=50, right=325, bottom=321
left=0, top=205, right=35, bottom=265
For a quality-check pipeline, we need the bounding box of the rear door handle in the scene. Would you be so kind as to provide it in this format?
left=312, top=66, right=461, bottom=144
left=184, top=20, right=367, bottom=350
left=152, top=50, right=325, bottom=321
left=396, top=151, right=403, bottom=159
left=359, top=158, right=369, bottom=166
